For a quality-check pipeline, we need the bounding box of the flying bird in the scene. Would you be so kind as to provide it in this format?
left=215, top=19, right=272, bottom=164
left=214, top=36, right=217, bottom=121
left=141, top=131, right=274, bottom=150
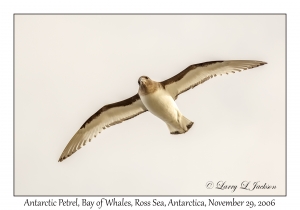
left=58, top=60, right=267, bottom=162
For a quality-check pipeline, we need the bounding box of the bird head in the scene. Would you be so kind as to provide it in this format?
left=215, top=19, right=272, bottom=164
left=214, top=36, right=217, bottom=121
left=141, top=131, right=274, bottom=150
left=138, top=76, right=151, bottom=86
left=138, top=76, right=160, bottom=95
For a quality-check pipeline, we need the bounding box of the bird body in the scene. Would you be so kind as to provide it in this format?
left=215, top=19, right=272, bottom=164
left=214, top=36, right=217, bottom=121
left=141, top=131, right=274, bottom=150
left=139, top=82, right=193, bottom=134
left=58, top=60, right=267, bottom=162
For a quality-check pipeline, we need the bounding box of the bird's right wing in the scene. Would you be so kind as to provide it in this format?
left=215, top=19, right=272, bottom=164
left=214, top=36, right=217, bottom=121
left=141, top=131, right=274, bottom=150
left=59, top=93, right=147, bottom=162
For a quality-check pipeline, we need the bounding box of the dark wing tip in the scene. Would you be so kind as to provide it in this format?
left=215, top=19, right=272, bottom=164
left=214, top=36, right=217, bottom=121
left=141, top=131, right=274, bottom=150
left=58, top=154, right=68, bottom=162
left=253, top=60, right=267, bottom=65
left=253, top=60, right=267, bottom=68
left=261, top=61, right=267, bottom=65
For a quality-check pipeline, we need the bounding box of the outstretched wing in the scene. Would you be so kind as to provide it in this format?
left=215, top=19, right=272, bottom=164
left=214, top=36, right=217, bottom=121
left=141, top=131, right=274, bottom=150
left=59, top=94, right=147, bottom=162
left=161, top=60, right=267, bottom=99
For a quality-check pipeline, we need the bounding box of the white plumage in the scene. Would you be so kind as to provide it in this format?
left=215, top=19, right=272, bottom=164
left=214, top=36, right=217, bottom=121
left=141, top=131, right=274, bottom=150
left=139, top=88, right=192, bottom=134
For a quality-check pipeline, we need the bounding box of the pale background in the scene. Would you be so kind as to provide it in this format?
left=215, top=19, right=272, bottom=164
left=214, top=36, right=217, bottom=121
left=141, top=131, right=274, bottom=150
left=15, top=15, right=285, bottom=195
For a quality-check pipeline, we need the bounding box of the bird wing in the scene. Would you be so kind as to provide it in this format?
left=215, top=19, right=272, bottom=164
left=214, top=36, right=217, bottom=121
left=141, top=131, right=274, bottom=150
left=161, top=60, right=267, bottom=100
left=58, top=94, right=147, bottom=162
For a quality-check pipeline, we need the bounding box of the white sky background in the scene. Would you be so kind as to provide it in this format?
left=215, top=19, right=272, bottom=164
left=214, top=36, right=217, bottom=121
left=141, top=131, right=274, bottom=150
left=15, top=15, right=284, bottom=196
left=1, top=0, right=299, bottom=209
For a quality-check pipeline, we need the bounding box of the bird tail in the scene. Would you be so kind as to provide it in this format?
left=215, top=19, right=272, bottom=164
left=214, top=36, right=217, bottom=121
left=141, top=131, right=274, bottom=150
left=167, top=116, right=194, bottom=135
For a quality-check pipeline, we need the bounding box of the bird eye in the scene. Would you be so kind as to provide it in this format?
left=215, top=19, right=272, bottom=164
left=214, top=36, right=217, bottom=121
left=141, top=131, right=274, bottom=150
left=145, top=77, right=149, bottom=79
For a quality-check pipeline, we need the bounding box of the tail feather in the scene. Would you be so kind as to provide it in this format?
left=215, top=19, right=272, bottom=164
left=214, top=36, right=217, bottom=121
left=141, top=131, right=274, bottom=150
left=167, top=115, right=194, bottom=135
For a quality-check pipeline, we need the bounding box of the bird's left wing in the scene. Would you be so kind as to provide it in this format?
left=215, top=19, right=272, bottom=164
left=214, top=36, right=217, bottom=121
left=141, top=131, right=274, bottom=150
left=161, top=60, right=267, bottom=100
left=59, top=94, right=147, bottom=162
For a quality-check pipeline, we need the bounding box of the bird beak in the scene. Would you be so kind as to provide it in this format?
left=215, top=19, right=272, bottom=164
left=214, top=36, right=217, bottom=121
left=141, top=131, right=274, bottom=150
left=139, top=78, right=146, bottom=84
